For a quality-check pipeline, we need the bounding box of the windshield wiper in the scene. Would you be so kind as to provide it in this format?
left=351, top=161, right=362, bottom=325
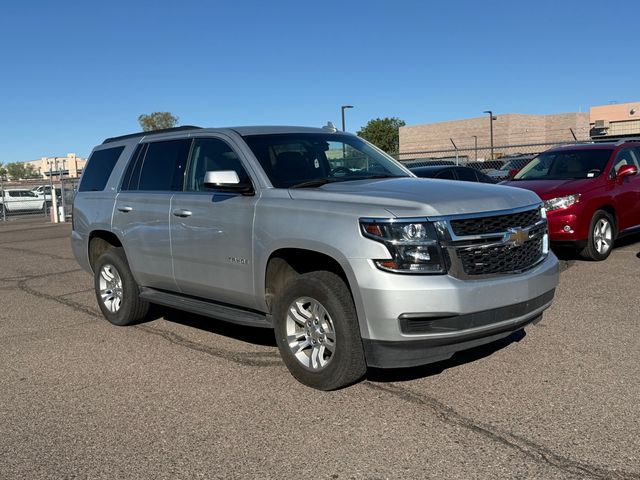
left=290, top=178, right=343, bottom=189
left=349, top=174, right=404, bottom=180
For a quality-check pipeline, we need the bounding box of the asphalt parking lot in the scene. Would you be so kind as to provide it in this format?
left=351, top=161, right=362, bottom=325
left=0, top=221, right=638, bottom=479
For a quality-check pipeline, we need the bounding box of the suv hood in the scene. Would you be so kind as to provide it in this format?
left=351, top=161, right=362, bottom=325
left=288, top=177, right=541, bottom=217
left=502, top=178, right=598, bottom=200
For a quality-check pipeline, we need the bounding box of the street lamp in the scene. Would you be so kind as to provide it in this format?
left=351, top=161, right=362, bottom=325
left=483, top=111, right=497, bottom=160
left=341, top=105, right=354, bottom=132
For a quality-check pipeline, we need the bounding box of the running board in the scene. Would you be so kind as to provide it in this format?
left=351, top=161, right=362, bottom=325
left=139, top=287, right=271, bottom=328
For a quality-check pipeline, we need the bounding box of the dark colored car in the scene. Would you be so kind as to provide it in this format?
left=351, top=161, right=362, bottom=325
left=410, top=165, right=497, bottom=183
left=484, top=155, right=536, bottom=181
left=503, top=140, right=640, bottom=260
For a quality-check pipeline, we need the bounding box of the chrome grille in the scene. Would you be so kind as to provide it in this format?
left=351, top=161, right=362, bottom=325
left=441, top=206, right=547, bottom=278
left=458, top=226, right=545, bottom=275
left=450, top=209, right=541, bottom=236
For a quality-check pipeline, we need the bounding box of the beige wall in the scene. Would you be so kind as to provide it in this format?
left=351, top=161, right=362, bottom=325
left=590, top=101, right=640, bottom=138
left=399, top=113, right=590, bottom=156
left=25, top=153, right=86, bottom=179
left=590, top=102, right=640, bottom=122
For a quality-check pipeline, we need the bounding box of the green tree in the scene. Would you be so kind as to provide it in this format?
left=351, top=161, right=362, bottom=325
left=4, top=162, right=38, bottom=180
left=0, top=162, right=7, bottom=179
left=357, top=117, right=406, bottom=154
left=6, top=162, right=27, bottom=180
left=138, top=112, right=179, bottom=131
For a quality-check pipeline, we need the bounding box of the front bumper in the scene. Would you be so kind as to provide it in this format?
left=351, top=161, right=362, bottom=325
left=349, top=252, right=559, bottom=368
left=363, top=291, right=551, bottom=368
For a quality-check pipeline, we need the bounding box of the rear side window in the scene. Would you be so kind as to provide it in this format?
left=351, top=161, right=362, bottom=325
left=127, top=139, right=191, bottom=191
left=436, top=169, right=455, bottom=180
left=456, top=168, right=477, bottom=182
left=79, top=146, right=125, bottom=192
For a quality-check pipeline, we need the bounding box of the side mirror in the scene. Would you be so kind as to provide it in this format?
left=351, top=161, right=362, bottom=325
left=203, top=170, right=254, bottom=195
left=616, top=164, right=638, bottom=183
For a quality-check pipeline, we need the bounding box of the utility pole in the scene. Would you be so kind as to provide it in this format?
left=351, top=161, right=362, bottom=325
left=483, top=111, right=496, bottom=160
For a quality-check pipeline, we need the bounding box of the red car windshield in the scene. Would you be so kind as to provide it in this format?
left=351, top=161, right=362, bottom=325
left=513, top=149, right=612, bottom=180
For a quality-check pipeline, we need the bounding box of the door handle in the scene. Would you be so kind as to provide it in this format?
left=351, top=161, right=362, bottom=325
left=117, top=206, right=133, bottom=213
left=172, top=209, right=192, bottom=218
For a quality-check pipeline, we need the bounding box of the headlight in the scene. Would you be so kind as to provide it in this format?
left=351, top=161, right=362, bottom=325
left=543, top=194, right=581, bottom=212
left=360, top=219, right=446, bottom=274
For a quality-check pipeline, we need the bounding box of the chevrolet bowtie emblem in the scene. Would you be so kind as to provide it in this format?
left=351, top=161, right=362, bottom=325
left=505, top=228, right=529, bottom=247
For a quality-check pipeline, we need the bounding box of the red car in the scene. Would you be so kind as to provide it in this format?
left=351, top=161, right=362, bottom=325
left=503, top=140, right=640, bottom=260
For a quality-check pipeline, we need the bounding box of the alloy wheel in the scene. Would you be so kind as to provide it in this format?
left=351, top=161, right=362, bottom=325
left=285, top=296, right=336, bottom=370
left=98, top=264, right=123, bottom=313
left=593, top=218, right=612, bottom=255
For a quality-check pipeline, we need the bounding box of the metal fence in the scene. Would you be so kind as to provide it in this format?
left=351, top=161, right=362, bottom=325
left=392, top=138, right=593, bottom=181
left=0, top=177, right=79, bottom=223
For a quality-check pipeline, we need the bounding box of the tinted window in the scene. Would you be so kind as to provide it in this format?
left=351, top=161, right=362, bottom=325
left=79, top=146, right=125, bottom=192
left=120, top=144, right=146, bottom=191
left=435, top=169, right=455, bottom=179
left=137, top=139, right=191, bottom=191
left=186, top=138, right=250, bottom=191
left=456, top=168, right=477, bottom=182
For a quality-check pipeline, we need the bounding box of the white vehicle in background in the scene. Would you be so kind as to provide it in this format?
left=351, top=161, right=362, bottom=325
left=0, top=188, right=46, bottom=215
left=31, top=185, right=55, bottom=202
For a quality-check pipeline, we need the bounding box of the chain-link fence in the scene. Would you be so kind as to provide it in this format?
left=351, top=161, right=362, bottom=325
left=392, top=139, right=593, bottom=182
left=0, top=177, right=79, bottom=223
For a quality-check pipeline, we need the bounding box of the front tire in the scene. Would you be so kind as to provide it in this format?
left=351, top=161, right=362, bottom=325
left=272, top=271, right=366, bottom=390
left=580, top=210, right=615, bottom=261
left=94, top=247, right=149, bottom=326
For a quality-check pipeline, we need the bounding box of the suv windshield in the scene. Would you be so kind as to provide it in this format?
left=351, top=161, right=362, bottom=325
left=513, top=149, right=612, bottom=180
left=243, top=133, right=409, bottom=188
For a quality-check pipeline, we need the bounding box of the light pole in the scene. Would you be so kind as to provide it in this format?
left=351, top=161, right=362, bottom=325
left=341, top=105, right=353, bottom=132
left=483, top=111, right=496, bottom=160
left=472, top=135, right=478, bottom=162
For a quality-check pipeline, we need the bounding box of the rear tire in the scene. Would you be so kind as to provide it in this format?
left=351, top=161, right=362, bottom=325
left=272, top=271, right=366, bottom=390
left=93, top=247, right=149, bottom=326
left=580, top=210, right=615, bottom=261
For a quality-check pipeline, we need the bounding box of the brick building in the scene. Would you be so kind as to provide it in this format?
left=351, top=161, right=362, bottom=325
left=399, top=101, right=640, bottom=161
left=399, top=112, right=589, bottom=160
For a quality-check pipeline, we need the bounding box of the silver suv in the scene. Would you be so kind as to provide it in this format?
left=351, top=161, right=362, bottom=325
left=72, top=125, right=559, bottom=390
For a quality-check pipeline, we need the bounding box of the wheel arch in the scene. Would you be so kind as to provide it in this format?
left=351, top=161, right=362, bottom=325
left=88, top=230, right=125, bottom=273
left=260, top=244, right=367, bottom=337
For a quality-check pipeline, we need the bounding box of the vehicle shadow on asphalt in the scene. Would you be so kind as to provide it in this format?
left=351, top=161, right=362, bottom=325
left=155, top=307, right=531, bottom=384
left=366, top=329, right=526, bottom=383
left=159, top=307, right=278, bottom=347
left=552, top=232, right=640, bottom=266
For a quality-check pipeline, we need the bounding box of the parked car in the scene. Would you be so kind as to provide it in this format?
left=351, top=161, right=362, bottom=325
left=72, top=125, right=558, bottom=390
left=503, top=140, right=640, bottom=260
left=485, top=155, right=536, bottom=181
left=0, top=188, right=46, bottom=215
left=410, top=165, right=496, bottom=183
left=31, top=185, right=63, bottom=205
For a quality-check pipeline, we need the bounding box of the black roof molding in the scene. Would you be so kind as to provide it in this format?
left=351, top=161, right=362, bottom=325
left=102, top=125, right=203, bottom=144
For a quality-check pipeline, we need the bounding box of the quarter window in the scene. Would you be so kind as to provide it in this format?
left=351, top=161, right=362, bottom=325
left=79, top=146, right=125, bottom=192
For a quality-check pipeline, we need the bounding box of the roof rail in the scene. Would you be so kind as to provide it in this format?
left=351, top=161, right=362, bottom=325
left=615, top=137, right=640, bottom=145
left=102, top=125, right=203, bottom=144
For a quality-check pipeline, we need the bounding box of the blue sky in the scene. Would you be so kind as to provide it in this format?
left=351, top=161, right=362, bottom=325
left=1, top=0, right=639, bottom=161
